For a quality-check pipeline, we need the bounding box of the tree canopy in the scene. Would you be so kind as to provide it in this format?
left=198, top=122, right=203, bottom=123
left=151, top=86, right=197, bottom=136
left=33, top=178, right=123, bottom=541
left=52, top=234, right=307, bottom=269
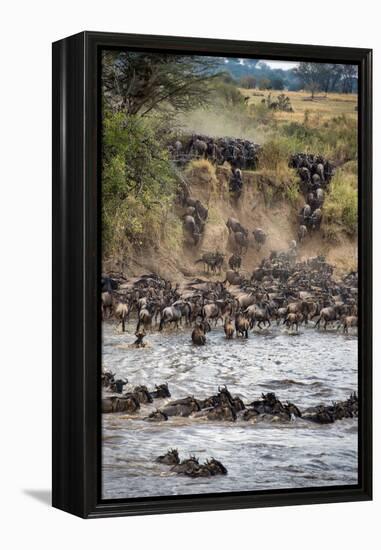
left=293, top=62, right=358, bottom=97
left=102, top=51, right=219, bottom=116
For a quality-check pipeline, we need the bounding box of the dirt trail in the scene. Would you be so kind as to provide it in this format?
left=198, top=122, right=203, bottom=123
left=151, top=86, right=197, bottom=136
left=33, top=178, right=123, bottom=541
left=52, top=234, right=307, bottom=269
left=126, top=163, right=357, bottom=281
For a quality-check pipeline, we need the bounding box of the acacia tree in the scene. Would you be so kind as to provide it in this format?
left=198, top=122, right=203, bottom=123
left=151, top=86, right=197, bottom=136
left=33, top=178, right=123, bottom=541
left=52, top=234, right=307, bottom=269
left=293, top=62, right=323, bottom=98
left=341, top=64, right=357, bottom=93
left=239, top=75, right=257, bottom=89
left=102, top=51, right=219, bottom=116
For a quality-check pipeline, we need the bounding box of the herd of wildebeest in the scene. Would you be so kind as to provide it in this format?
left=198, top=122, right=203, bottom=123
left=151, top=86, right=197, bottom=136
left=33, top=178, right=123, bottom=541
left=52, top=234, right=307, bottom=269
left=168, top=133, right=261, bottom=170
left=290, top=152, right=335, bottom=242
left=101, top=248, right=358, bottom=438
left=102, top=365, right=358, bottom=428
left=174, top=132, right=335, bottom=247
left=102, top=248, right=358, bottom=343
left=102, top=375, right=358, bottom=477
left=102, top=137, right=358, bottom=479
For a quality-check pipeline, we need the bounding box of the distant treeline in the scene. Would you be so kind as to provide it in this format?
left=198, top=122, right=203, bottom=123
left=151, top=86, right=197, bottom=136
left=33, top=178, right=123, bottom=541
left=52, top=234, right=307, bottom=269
left=217, top=59, right=358, bottom=94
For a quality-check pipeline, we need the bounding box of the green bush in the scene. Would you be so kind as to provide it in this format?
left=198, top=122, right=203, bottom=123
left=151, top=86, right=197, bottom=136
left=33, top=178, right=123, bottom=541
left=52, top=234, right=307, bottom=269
left=102, top=112, right=176, bottom=257
left=258, top=137, right=295, bottom=172
left=280, top=114, right=357, bottom=162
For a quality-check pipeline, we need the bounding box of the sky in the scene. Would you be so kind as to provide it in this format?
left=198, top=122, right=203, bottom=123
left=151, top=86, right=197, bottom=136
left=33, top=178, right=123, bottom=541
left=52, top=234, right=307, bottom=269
left=263, top=60, right=299, bottom=70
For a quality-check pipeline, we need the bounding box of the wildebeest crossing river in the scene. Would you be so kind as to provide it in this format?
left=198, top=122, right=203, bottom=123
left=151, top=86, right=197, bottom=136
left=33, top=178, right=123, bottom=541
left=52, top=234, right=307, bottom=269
left=102, top=320, right=358, bottom=499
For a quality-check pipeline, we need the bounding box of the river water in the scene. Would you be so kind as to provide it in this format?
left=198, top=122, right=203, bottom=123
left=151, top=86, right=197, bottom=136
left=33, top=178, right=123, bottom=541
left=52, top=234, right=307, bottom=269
left=102, top=321, right=358, bottom=499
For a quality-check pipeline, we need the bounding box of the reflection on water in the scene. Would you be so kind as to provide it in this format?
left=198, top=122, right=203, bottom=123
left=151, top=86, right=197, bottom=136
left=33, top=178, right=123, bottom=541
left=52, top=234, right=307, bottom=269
left=102, top=321, right=358, bottom=499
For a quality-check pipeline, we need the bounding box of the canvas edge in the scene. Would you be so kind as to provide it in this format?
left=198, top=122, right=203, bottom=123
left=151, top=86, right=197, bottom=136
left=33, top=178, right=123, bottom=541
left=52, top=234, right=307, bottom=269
left=52, top=31, right=372, bottom=519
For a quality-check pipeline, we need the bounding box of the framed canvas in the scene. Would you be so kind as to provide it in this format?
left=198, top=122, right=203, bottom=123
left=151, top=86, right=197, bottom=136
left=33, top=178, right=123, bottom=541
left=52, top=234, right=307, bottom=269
left=52, top=31, right=372, bottom=518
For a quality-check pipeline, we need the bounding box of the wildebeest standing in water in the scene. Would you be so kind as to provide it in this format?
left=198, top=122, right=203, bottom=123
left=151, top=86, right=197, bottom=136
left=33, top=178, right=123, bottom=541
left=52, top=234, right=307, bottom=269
left=114, top=301, right=129, bottom=332
left=235, top=312, right=250, bottom=338
left=159, top=302, right=184, bottom=331
left=101, top=291, right=113, bottom=319
left=224, top=317, right=235, bottom=339
left=191, top=320, right=211, bottom=345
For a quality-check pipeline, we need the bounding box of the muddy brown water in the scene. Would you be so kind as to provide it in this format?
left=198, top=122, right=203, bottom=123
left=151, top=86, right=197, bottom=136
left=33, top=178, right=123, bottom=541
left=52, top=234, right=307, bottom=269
left=102, top=320, right=358, bottom=499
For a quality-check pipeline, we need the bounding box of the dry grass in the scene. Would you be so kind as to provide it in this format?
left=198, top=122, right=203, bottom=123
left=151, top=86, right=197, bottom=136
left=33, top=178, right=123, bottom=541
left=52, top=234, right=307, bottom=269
left=324, top=163, right=358, bottom=236
left=239, top=88, right=358, bottom=124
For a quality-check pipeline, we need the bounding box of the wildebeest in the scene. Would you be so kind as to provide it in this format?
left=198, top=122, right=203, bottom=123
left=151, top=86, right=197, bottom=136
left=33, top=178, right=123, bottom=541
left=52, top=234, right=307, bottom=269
left=316, top=187, right=325, bottom=206
left=133, top=329, right=146, bottom=347
left=145, top=410, right=168, bottom=422
left=340, top=315, right=358, bottom=334
left=191, top=138, right=207, bottom=158
left=252, top=228, right=267, bottom=250
left=275, top=306, right=288, bottom=325
left=226, top=217, right=248, bottom=236
left=101, top=291, right=113, bottom=319
left=224, top=270, right=243, bottom=286
left=234, top=231, right=249, bottom=254
left=235, top=312, right=250, bottom=338
left=150, top=383, right=171, bottom=399
left=159, top=301, right=184, bottom=331
left=202, top=302, right=223, bottom=325
left=224, top=317, right=235, bottom=339
left=155, top=449, right=180, bottom=465
left=132, top=385, right=153, bottom=404
left=191, top=323, right=207, bottom=345
left=315, top=305, right=342, bottom=329
left=195, top=200, right=208, bottom=222
left=228, top=253, right=241, bottom=271
left=245, top=304, right=272, bottom=329
left=303, top=394, right=357, bottom=424
left=234, top=292, right=255, bottom=310
left=183, top=214, right=201, bottom=245
left=114, top=301, right=129, bottom=332
left=136, top=303, right=155, bottom=332
left=165, top=454, right=228, bottom=477
left=284, top=312, right=304, bottom=331
left=206, top=404, right=237, bottom=422
left=101, top=276, right=118, bottom=292
left=162, top=396, right=201, bottom=417
left=286, top=301, right=310, bottom=324
left=298, top=224, right=307, bottom=243
left=311, top=208, right=322, bottom=230
left=204, top=458, right=228, bottom=476
left=183, top=214, right=197, bottom=233
left=109, top=378, right=128, bottom=393
left=229, top=168, right=243, bottom=196
left=195, top=252, right=224, bottom=273
left=300, top=204, right=311, bottom=222
left=316, top=162, right=325, bottom=183
left=171, top=456, right=200, bottom=474
left=102, top=395, right=140, bottom=414
left=311, top=173, right=321, bottom=188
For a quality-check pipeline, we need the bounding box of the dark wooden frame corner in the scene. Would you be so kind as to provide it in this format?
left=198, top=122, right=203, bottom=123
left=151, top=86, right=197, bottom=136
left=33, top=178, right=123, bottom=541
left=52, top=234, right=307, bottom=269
left=52, top=31, right=372, bottom=518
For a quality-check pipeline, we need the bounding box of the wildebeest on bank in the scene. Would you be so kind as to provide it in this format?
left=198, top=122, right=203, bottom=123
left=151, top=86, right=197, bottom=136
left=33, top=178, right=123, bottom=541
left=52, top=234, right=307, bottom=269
left=290, top=153, right=334, bottom=239
left=252, top=228, right=267, bottom=251
left=168, top=133, right=261, bottom=170
left=101, top=244, right=357, bottom=342
left=195, top=251, right=224, bottom=273
left=228, top=253, right=241, bottom=271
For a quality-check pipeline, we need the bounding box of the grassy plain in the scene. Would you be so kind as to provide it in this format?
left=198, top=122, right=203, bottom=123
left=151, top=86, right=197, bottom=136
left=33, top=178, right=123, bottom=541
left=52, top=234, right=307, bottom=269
left=240, top=88, right=358, bottom=124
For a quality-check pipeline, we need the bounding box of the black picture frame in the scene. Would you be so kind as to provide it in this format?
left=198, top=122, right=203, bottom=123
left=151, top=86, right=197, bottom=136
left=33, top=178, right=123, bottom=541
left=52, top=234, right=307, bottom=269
left=52, top=31, right=372, bottom=519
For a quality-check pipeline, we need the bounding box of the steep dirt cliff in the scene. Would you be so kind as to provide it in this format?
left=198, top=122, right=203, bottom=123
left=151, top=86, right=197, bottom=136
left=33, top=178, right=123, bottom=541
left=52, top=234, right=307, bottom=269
left=123, top=162, right=357, bottom=281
